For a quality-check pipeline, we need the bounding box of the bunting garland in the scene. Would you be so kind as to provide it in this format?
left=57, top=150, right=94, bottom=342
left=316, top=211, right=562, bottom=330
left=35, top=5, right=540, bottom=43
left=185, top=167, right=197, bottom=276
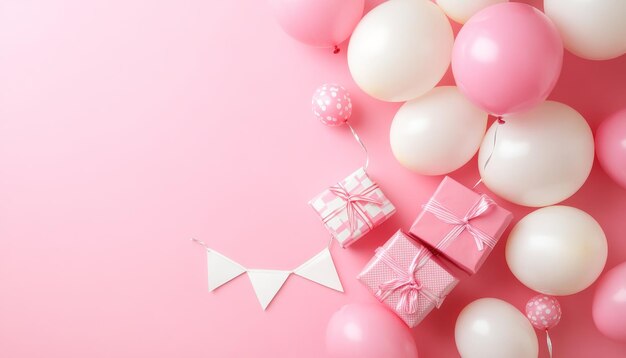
left=193, top=239, right=343, bottom=310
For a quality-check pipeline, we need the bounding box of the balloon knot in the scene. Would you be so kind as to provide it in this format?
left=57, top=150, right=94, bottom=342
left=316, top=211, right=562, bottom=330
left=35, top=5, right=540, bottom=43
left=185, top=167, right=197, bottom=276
left=333, top=45, right=340, bottom=54
left=497, top=116, right=506, bottom=125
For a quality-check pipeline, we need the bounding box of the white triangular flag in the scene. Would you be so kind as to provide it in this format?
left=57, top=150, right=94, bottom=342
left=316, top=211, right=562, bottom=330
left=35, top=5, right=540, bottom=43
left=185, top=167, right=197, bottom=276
left=247, top=270, right=291, bottom=310
left=293, top=248, right=343, bottom=292
left=207, top=249, right=246, bottom=291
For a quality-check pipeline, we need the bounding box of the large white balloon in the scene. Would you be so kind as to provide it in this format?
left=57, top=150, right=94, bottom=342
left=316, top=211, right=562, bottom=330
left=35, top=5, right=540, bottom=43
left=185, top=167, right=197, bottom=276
left=455, top=298, right=538, bottom=358
left=544, top=0, right=626, bottom=60
left=390, top=86, right=487, bottom=175
left=477, top=101, right=594, bottom=207
left=347, top=0, right=453, bottom=102
left=436, top=0, right=508, bottom=24
left=506, top=206, right=608, bottom=296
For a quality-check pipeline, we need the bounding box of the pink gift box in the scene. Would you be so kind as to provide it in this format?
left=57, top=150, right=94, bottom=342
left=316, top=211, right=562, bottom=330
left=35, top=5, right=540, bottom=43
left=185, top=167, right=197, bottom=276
left=358, top=230, right=459, bottom=327
left=309, top=167, right=396, bottom=248
left=409, top=176, right=513, bottom=275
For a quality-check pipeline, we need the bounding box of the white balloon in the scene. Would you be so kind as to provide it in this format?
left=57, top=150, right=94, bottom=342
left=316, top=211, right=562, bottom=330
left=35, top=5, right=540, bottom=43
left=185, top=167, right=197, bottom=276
left=390, top=86, right=487, bottom=175
left=436, top=0, right=508, bottom=24
left=347, top=0, right=453, bottom=102
left=455, top=298, right=538, bottom=358
left=478, top=101, right=594, bottom=207
left=544, top=0, right=626, bottom=60
left=506, top=206, right=608, bottom=296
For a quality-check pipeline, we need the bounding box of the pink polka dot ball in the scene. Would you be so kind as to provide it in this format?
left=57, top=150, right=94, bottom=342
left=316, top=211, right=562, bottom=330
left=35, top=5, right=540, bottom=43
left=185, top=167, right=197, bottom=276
left=312, top=84, right=352, bottom=126
left=525, top=294, right=562, bottom=331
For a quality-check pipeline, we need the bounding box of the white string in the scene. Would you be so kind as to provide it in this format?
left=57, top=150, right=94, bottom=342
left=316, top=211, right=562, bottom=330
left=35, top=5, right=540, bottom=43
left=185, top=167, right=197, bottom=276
left=191, top=237, right=334, bottom=271
left=482, top=119, right=503, bottom=170
left=546, top=330, right=553, bottom=358
left=347, top=122, right=369, bottom=173
left=473, top=117, right=504, bottom=189
left=191, top=237, right=209, bottom=250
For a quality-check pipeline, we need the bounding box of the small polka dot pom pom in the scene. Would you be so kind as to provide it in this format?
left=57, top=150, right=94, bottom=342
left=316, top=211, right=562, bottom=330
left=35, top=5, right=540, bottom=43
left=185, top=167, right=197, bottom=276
left=312, top=84, right=352, bottom=126
left=525, top=294, right=562, bottom=331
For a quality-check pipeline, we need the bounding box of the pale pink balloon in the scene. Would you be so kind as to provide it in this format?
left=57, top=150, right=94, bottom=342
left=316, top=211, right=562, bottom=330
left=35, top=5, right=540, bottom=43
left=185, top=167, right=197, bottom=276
left=312, top=84, right=352, bottom=126
left=525, top=295, right=562, bottom=331
left=326, top=303, right=418, bottom=358
left=595, top=109, right=626, bottom=190
left=451, top=3, right=563, bottom=116
left=270, top=0, right=364, bottom=51
left=593, top=262, right=626, bottom=342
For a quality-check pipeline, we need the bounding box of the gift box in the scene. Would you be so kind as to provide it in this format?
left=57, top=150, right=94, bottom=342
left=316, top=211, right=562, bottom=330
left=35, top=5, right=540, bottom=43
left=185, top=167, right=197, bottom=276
left=309, top=167, right=396, bottom=248
left=409, top=176, right=513, bottom=275
left=358, top=230, right=459, bottom=327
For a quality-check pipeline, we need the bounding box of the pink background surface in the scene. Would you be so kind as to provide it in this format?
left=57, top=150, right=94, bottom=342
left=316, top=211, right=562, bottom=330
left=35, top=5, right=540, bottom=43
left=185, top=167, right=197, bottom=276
left=0, top=1, right=625, bottom=357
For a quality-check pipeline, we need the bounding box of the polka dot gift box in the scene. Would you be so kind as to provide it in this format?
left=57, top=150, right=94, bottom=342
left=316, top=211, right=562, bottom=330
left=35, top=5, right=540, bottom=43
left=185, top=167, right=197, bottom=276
left=358, top=230, right=459, bottom=327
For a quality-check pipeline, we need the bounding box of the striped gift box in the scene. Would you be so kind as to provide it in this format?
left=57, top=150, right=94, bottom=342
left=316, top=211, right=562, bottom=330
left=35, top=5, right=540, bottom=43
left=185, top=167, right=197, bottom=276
left=309, top=167, right=396, bottom=248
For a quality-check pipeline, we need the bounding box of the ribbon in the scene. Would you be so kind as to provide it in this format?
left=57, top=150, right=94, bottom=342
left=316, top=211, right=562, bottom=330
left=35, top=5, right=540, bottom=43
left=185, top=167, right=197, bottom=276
left=422, top=195, right=497, bottom=252
left=546, top=329, right=553, bottom=358
left=374, top=247, right=443, bottom=314
left=323, top=182, right=382, bottom=235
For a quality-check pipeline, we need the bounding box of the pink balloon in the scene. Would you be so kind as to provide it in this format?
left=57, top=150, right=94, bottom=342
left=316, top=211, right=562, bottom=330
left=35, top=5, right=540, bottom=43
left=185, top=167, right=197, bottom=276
left=270, top=0, right=364, bottom=50
left=595, top=109, right=626, bottom=189
left=525, top=295, right=562, bottom=331
left=326, top=303, right=418, bottom=358
left=451, top=3, right=563, bottom=116
left=592, top=262, right=626, bottom=342
left=312, top=84, right=352, bottom=126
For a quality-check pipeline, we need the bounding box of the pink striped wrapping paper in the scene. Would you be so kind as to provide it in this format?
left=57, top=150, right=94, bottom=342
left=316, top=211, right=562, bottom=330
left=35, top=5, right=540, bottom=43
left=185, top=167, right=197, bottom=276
left=358, top=230, right=459, bottom=327
left=309, top=167, right=395, bottom=248
left=409, top=176, right=513, bottom=275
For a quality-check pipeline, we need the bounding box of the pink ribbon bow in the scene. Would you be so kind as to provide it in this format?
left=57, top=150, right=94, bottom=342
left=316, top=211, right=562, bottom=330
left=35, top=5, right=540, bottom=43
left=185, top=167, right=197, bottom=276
left=324, top=183, right=382, bottom=235
left=374, top=247, right=443, bottom=314
left=422, top=195, right=497, bottom=252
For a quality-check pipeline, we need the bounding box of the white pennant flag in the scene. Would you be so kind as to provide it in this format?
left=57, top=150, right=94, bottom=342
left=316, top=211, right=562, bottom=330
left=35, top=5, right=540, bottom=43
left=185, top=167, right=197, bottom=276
left=294, top=248, right=343, bottom=292
left=207, top=249, right=246, bottom=291
left=247, top=269, right=291, bottom=310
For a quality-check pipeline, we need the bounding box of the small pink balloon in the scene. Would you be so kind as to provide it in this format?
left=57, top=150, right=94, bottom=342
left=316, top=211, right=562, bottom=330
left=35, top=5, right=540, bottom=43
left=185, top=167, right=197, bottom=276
left=525, top=295, right=562, bottom=331
left=595, top=109, right=626, bottom=190
left=312, top=84, right=352, bottom=126
left=592, top=262, right=626, bottom=342
left=326, top=303, right=418, bottom=358
left=451, top=3, right=563, bottom=116
left=270, top=0, right=364, bottom=51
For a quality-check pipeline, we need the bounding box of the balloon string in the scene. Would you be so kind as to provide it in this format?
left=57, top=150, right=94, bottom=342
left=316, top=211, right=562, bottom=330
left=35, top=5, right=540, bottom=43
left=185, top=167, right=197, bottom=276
left=546, top=330, right=553, bottom=358
left=473, top=116, right=505, bottom=189
left=472, top=178, right=483, bottom=190
left=347, top=122, right=370, bottom=173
